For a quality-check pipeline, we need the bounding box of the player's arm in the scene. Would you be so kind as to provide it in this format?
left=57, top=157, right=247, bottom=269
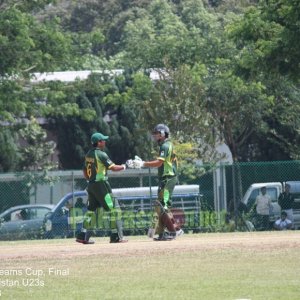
left=126, top=156, right=164, bottom=169
left=83, top=168, right=89, bottom=179
left=109, top=164, right=126, bottom=171
left=144, top=143, right=169, bottom=168
left=139, top=143, right=167, bottom=168
left=143, top=159, right=163, bottom=168
left=102, top=152, right=126, bottom=171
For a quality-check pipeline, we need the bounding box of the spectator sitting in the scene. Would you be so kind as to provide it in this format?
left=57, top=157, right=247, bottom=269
left=75, top=197, right=86, bottom=209
left=17, top=209, right=28, bottom=220
left=273, top=211, right=293, bottom=230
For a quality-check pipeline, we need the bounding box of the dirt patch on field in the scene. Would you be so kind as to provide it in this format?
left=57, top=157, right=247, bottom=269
left=1, top=231, right=300, bottom=261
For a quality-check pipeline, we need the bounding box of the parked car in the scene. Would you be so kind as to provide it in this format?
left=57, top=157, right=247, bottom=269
left=43, top=191, right=88, bottom=239
left=241, top=181, right=300, bottom=229
left=0, top=204, right=54, bottom=240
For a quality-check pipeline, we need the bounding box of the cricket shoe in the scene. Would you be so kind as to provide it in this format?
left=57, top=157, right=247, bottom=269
left=110, top=238, right=128, bottom=243
left=176, top=229, right=184, bottom=237
left=110, top=233, right=128, bottom=243
left=76, top=238, right=95, bottom=244
left=76, top=231, right=95, bottom=244
left=147, top=228, right=155, bottom=238
left=153, top=232, right=175, bottom=241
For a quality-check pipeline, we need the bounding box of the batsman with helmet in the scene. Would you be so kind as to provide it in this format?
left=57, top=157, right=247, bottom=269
left=76, top=132, right=128, bottom=244
left=127, top=124, right=184, bottom=241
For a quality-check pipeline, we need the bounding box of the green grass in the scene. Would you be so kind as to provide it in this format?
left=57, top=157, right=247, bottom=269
left=0, top=232, right=300, bottom=300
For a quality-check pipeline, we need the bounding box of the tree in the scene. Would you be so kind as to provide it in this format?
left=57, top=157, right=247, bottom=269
left=48, top=71, right=141, bottom=168
left=204, top=60, right=274, bottom=162
left=110, top=65, right=221, bottom=182
left=47, top=0, right=153, bottom=57
left=121, top=0, right=189, bottom=68
left=226, top=0, right=300, bottom=160
left=18, top=117, right=57, bottom=172
left=235, top=76, right=300, bottom=161
left=0, top=4, right=73, bottom=126
left=0, top=2, right=109, bottom=171
left=0, top=7, right=71, bottom=78
left=0, top=128, right=19, bottom=172
left=17, top=117, right=58, bottom=203
left=1, top=0, right=299, bottom=171
left=228, top=0, right=300, bottom=82
left=0, top=0, right=53, bottom=12
left=120, top=0, right=270, bottom=162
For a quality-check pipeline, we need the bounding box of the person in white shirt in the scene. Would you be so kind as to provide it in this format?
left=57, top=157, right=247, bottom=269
left=255, top=186, right=272, bottom=230
left=274, top=211, right=293, bottom=230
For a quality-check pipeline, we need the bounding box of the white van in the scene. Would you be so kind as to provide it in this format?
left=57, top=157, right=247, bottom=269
left=241, top=181, right=300, bottom=229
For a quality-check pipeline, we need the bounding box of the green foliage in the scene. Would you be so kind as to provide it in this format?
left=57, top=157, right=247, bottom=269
left=0, top=8, right=36, bottom=76
left=204, top=62, right=274, bottom=160
left=120, top=0, right=270, bottom=163
left=0, top=8, right=71, bottom=76
left=225, top=0, right=300, bottom=159
left=240, top=77, right=300, bottom=161
left=0, top=0, right=299, bottom=171
left=122, top=0, right=189, bottom=68
left=0, top=128, right=19, bottom=172
left=209, top=0, right=257, bottom=13
left=48, top=72, right=143, bottom=168
left=16, top=117, right=58, bottom=202
left=18, top=117, right=57, bottom=172
left=228, top=0, right=300, bottom=81
left=174, top=141, right=206, bottom=182
left=0, top=0, right=55, bottom=12
left=126, top=64, right=222, bottom=164
left=68, top=29, right=106, bottom=69
left=0, top=80, right=26, bottom=123
left=0, top=4, right=75, bottom=133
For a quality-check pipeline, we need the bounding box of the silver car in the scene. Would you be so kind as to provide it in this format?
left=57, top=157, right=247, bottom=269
left=0, top=204, right=54, bottom=240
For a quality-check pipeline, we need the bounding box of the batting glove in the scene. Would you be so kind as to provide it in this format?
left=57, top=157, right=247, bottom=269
left=125, top=159, right=135, bottom=169
left=133, top=155, right=144, bottom=169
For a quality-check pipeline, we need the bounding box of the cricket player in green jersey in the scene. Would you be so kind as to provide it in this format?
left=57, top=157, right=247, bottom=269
left=127, top=124, right=184, bottom=241
left=76, top=132, right=128, bottom=244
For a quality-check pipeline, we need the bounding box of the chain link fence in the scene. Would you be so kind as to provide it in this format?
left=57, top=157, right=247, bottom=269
left=0, top=160, right=299, bottom=240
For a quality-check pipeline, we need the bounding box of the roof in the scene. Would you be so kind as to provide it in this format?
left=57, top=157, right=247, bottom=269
left=31, top=69, right=161, bottom=83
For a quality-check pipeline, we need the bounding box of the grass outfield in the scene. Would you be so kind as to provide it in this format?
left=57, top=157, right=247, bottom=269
left=0, top=231, right=300, bottom=300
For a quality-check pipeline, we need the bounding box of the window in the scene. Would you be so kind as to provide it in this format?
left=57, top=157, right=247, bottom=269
left=29, top=208, right=51, bottom=219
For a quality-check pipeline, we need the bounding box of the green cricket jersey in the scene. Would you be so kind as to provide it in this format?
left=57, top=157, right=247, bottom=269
left=84, top=148, right=115, bottom=182
left=157, top=139, right=178, bottom=178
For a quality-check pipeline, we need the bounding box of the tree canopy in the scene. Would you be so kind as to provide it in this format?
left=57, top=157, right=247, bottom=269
left=0, top=0, right=299, bottom=173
